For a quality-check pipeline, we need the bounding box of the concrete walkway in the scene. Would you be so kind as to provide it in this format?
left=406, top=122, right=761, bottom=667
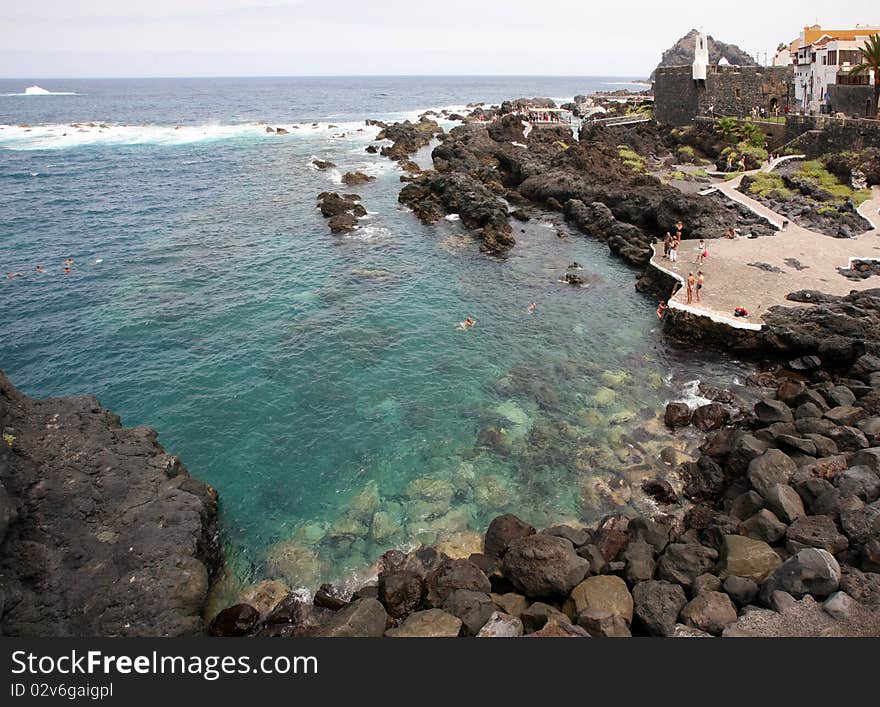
left=651, top=160, right=880, bottom=328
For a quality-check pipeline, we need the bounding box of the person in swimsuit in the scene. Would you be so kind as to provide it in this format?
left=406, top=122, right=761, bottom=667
left=656, top=302, right=668, bottom=319
left=696, top=271, right=704, bottom=302
left=686, top=272, right=695, bottom=304
left=695, top=239, right=707, bottom=265
left=528, top=302, right=537, bottom=313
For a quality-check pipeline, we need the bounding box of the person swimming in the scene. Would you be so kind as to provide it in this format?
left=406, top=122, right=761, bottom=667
left=64, top=258, right=73, bottom=266
left=457, top=317, right=476, bottom=330
left=528, top=302, right=537, bottom=313
left=63, top=266, right=71, bottom=274
left=36, top=265, right=43, bottom=273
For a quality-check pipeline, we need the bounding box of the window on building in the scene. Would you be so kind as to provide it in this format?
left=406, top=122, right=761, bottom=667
left=839, top=50, right=861, bottom=65
left=827, top=50, right=837, bottom=65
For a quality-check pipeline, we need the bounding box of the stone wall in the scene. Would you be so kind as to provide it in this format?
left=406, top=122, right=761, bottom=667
left=784, top=114, right=880, bottom=158
left=655, top=65, right=794, bottom=126
left=828, top=85, right=876, bottom=119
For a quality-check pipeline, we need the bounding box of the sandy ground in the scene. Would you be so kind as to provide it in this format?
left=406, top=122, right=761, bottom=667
left=651, top=159, right=880, bottom=326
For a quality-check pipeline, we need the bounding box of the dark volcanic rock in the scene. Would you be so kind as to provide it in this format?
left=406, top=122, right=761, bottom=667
left=664, top=402, right=692, bottom=429
left=399, top=171, right=514, bottom=253
left=502, top=534, right=589, bottom=598
left=632, top=579, right=687, bottom=636
left=484, top=514, right=536, bottom=558
left=314, top=598, right=388, bottom=637
left=424, top=559, right=491, bottom=608
left=209, top=604, right=260, bottom=637
left=0, top=370, right=221, bottom=637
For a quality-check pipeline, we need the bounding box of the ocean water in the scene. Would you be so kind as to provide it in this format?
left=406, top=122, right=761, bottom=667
left=0, top=77, right=747, bottom=593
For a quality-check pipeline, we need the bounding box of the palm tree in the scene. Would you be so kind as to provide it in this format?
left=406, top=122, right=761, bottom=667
left=851, top=33, right=880, bottom=118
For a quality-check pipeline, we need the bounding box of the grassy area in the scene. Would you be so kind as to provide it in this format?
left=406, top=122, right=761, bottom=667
left=800, top=160, right=873, bottom=206
left=743, top=172, right=793, bottom=199
left=617, top=145, right=647, bottom=173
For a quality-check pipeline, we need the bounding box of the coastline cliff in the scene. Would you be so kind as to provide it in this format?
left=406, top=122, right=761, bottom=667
left=0, top=371, right=221, bottom=636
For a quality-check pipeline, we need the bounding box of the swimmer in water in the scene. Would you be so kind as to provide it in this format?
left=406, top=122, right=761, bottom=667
left=36, top=265, right=43, bottom=273
left=457, top=317, right=476, bottom=330
left=63, top=267, right=71, bottom=274
left=64, top=258, right=73, bottom=266
left=528, top=302, right=537, bottom=313
left=6, top=272, right=22, bottom=280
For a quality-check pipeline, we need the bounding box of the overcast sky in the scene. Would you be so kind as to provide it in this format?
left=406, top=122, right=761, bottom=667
left=2, top=1, right=878, bottom=78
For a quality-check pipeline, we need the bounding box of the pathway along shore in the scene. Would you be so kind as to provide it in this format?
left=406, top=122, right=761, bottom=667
left=648, top=159, right=880, bottom=331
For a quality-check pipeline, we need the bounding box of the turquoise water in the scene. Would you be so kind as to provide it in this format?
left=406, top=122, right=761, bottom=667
left=1, top=77, right=747, bottom=591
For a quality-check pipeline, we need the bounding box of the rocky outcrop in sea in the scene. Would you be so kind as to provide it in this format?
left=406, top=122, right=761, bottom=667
left=0, top=371, right=221, bottom=636
left=384, top=111, right=774, bottom=262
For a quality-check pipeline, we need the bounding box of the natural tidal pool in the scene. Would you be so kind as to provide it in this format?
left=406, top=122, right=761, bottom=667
left=0, top=77, right=753, bottom=597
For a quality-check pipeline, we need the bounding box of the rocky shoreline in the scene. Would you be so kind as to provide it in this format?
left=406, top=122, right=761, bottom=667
left=0, top=371, right=221, bottom=636
left=207, top=347, right=880, bottom=637
left=5, top=94, right=880, bottom=637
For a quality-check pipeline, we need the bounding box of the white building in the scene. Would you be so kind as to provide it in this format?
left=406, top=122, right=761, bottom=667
left=692, top=32, right=709, bottom=81
left=793, top=25, right=880, bottom=114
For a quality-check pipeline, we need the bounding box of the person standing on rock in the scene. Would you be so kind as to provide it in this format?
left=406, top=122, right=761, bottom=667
left=695, top=239, right=707, bottom=265
left=686, top=272, right=695, bottom=304
left=663, top=231, right=672, bottom=259
left=696, top=271, right=704, bottom=302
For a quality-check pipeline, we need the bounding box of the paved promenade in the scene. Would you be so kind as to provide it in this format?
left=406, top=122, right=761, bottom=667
left=650, top=160, right=880, bottom=330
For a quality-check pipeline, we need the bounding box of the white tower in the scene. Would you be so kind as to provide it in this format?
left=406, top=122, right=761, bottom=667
left=693, top=32, right=709, bottom=81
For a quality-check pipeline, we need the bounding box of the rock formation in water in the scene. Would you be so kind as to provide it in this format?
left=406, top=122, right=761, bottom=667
left=0, top=371, right=221, bottom=636
left=393, top=112, right=772, bottom=261
left=651, top=29, right=759, bottom=80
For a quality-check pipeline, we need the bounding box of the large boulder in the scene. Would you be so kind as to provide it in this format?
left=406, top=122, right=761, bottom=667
left=754, top=399, right=794, bottom=424
left=740, top=509, right=788, bottom=543
left=525, top=620, right=590, bottom=637
left=680, top=591, right=738, bottom=635
left=833, top=466, right=880, bottom=502
left=657, top=544, right=719, bottom=590
left=520, top=602, right=570, bottom=633
left=385, top=609, right=462, bottom=637
left=441, top=589, right=496, bottom=635
left=476, top=611, right=524, bottom=637
left=424, top=559, right=491, bottom=608
left=772, top=549, right=841, bottom=598
left=623, top=540, right=656, bottom=583
left=840, top=500, right=880, bottom=546
left=570, top=575, right=634, bottom=624
left=209, top=604, right=261, bottom=637
left=692, top=403, right=730, bottom=432
left=314, top=598, right=388, bottom=637
left=664, top=402, right=692, bottom=429
left=503, top=534, right=589, bottom=598
left=632, top=580, right=687, bottom=636
left=577, top=610, right=632, bottom=637
left=785, top=515, right=849, bottom=555
left=763, top=483, right=806, bottom=523
left=378, top=570, right=424, bottom=618
left=748, top=449, right=797, bottom=497
left=484, top=514, right=535, bottom=557
left=718, top=535, right=782, bottom=583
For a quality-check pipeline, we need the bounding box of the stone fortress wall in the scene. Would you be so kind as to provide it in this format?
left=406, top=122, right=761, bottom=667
left=654, top=65, right=794, bottom=125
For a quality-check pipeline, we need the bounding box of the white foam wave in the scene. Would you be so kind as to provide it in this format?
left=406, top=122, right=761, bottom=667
left=0, top=119, right=381, bottom=151
left=2, top=85, right=79, bottom=96
left=673, top=379, right=713, bottom=408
